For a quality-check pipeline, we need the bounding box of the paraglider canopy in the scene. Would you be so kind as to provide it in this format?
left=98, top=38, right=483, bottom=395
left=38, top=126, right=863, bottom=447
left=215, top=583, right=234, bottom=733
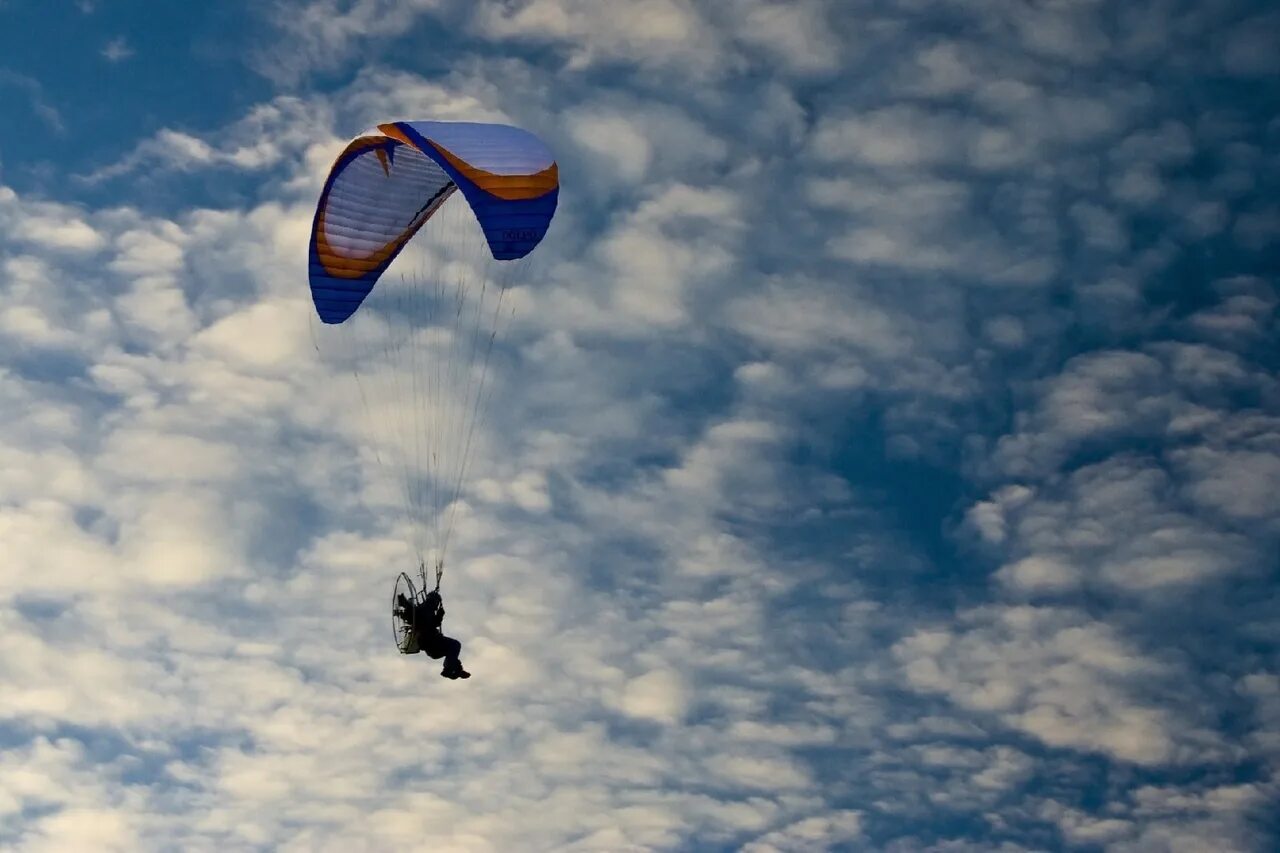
left=308, top=120, right=559, bottom=325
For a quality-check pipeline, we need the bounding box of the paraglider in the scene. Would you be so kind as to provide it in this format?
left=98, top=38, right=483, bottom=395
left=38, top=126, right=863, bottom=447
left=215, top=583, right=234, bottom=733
left=394, top=570, right=469, bottom=679
left=307, top=120, right=559, bottom=676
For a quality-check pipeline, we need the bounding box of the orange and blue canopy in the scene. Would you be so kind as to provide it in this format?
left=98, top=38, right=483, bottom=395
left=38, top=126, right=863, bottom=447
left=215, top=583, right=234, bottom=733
left=308, top=120, right=559, bottom=324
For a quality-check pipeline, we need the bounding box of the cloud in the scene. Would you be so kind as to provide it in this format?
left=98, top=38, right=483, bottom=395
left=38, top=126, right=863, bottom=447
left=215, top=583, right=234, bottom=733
left=252, top=0, right=448, bottom=84
left=610, top=669, right=689, bottom=724
left=0, top=738, right=144, bottom=852
left=894, top=606, right=1227, bottom=766
left=990, top=456, right=1258, bottom=594
left=259, top=0, right=845, bottom=83
left=992, top=350, right=1185, bottom=479
left=0, top=70, right=63, bottom=134
left=0, top=193, right=106, bottom=254
left=1175, top=444, right=1280, bottom=526
left=532, top=182, right=743, bottom=334
left=1217, top=11, right=1280, bottom=76
left=564, top=100, right=728, bottom=189
left=726, top=0, right=843, bottom=75
left=100, top=37, right=134, bottom=63
left=81, top=97, right=331, bottom=185
left=473, top=0, right=719, bottom=72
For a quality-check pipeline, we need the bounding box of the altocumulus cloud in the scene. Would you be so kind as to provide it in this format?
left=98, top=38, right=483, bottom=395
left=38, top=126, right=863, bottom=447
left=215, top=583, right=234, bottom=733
left=0, top=0, right=1278, bottom=850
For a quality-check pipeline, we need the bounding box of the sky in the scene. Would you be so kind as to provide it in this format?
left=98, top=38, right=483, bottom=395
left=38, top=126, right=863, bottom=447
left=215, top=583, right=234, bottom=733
left=0, top=0, right=1277, bottom=850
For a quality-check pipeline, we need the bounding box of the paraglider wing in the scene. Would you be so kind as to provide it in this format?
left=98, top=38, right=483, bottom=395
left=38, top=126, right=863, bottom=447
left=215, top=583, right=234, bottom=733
left=308, top=120, right=559, bottom=324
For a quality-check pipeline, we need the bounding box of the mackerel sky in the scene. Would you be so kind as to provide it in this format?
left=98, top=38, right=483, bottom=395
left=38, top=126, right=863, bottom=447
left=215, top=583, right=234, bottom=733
left=1, top=1, right=1278, bottom=850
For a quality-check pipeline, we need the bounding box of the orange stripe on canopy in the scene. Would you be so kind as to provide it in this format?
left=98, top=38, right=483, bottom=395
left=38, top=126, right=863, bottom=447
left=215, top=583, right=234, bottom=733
left=425, top=140, right=559, bottom=200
